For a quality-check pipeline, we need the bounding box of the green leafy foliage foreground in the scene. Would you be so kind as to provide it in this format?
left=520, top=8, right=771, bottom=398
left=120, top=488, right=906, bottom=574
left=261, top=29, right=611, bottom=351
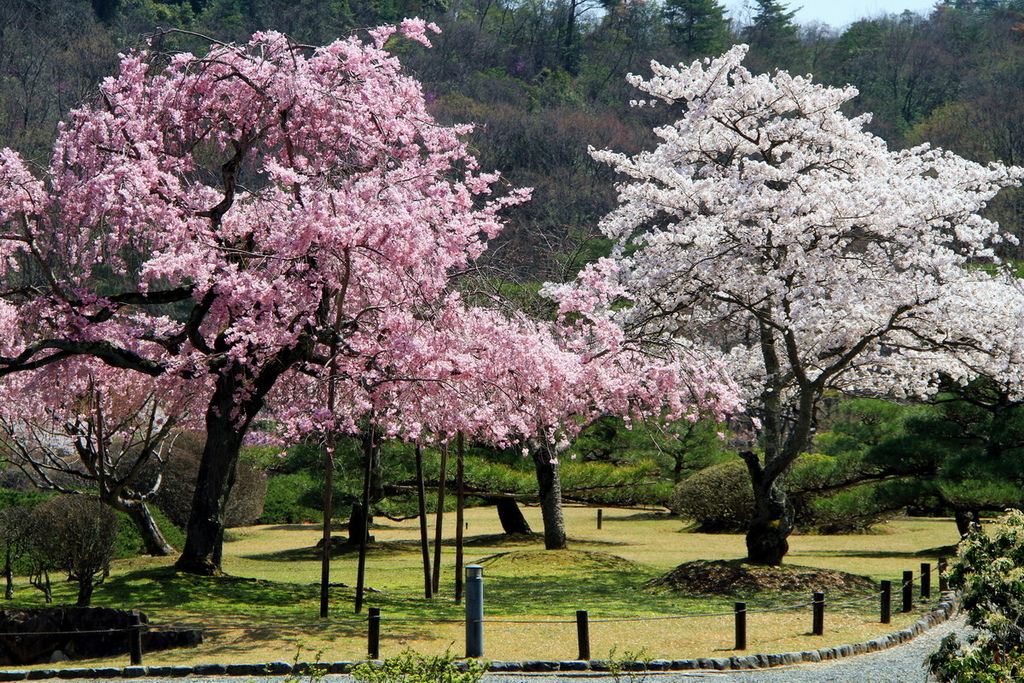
left=352, top=650, right=488, bottom=683
left=930, top=511, right=1024, bottom=682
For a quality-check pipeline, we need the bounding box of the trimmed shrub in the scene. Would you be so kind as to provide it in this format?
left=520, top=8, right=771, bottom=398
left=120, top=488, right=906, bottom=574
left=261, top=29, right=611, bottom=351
left=259, top=473, right=323, bottom=524
left=667, top=459, right=752, bottom=532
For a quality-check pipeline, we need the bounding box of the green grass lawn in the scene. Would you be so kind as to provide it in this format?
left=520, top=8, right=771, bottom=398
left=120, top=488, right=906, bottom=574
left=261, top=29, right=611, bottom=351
left=12, top=506, right=959, bottom=666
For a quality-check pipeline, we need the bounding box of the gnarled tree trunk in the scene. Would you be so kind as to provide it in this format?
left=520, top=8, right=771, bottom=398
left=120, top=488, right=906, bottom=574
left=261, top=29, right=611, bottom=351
left=742, top=450, right=794, bottom=566
left=176, top=360, right=285, bottom=576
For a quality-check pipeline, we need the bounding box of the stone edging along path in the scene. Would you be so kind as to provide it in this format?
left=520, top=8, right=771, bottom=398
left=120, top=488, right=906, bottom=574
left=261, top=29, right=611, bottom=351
left=0, top=595, right=958, bottom=680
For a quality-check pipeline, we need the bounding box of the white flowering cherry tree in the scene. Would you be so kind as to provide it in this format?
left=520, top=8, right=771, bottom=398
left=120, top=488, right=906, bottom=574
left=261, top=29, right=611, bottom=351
left=559, top=45, right=1024, bottom=565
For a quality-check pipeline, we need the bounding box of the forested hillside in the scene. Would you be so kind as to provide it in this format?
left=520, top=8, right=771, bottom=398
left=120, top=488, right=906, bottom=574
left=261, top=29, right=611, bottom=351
left=4, top=0, right=1024, bottom=278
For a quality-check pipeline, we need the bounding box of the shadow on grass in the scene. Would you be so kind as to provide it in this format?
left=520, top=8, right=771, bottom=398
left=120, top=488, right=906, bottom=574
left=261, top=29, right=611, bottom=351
left=242, top=533, right=629, bottom=563
left=599, top=511, right=674, bottom=522
left=792, top=547, right=955, bottom=560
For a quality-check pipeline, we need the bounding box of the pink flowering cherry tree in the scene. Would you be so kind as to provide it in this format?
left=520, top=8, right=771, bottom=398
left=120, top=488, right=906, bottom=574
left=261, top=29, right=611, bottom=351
left=557, top=45, right=1024, bottom=565
left=365, top=295, right=739, bottom=551
left=0, top=23, right=529, bottom=575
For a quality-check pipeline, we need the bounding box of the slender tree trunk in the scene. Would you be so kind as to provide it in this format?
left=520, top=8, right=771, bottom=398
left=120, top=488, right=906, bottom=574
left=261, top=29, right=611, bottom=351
left=30, top=567, right=50, bottom=603
left=4, top=551, right=12, bottom=599
left=355, top=426, right=378, bottom=614
left=431, top=442, right=448, bottom=595
left=320, top=445, right=334, bottom=618
left=121, top=499, right=174, bottom=557
left=455, top=433, right=465, bottom=604
left=531, top=440, right=567, bottom=550
left=415, top=444, right=432, bottom=599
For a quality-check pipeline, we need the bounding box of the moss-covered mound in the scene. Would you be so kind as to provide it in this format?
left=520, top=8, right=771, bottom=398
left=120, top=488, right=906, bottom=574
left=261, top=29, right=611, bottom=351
left=643, top=559, right=876, bottom=596
left=474, top=549, right=641, bottom=573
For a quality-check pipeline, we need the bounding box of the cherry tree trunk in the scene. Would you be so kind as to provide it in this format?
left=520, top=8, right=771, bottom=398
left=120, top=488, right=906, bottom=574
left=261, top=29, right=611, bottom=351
left=531, top=443, right=567, bottom=550
left=121, top=499, right=175, bottom=557
left=744, top=469, right=793, bottom=566
left=175, top=356, right=290, bottom=575
left=174, top=416, right=243, bottom=575
left=492, top=497, right=531, bottom=535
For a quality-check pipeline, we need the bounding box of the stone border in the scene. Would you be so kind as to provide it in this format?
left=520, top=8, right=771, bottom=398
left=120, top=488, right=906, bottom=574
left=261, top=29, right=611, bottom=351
left=0, top=594, right=957, bottom=679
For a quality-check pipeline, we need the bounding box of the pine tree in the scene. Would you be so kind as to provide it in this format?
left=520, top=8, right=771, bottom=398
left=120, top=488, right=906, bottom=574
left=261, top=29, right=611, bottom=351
left=662, top=0, right=731, bottom=58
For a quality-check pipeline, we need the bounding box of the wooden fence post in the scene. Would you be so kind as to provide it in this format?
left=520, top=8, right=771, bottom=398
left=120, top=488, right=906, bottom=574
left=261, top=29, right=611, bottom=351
left=128, top=610, right=143, bottom=666
left=812, top=592, right=825, bottom=636
left=902, top=571, right=914, bottom=613
left=880, top=580, right=891, bottom=624
left=734, top=602, right=747, bottom=651
left=576, top=610, right=590, bottom=661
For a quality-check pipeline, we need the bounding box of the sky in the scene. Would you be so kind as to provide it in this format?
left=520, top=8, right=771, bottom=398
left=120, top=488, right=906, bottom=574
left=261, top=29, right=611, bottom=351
left=728, top=0, right=942, bottom=30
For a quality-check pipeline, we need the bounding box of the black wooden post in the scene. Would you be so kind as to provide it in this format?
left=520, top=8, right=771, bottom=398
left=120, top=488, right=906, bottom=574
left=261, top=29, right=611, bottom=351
left=128, top=610, right=143, bottom=666
left=902, top=571, right=914, bottom=613
left=880, top=580, right=891, bottom=624
left=368, top=607, right=381, bottom=659
left=938, top=557, right=948, bottom=592
left=576, top=610, right=590, bottom=661
left=812, top=592, right=825, bottom=636
left=734, top=602, right=747, bottom=651
left=921, top=562, right=931, bottom=600
left=597, top=509, right=603, bottom=530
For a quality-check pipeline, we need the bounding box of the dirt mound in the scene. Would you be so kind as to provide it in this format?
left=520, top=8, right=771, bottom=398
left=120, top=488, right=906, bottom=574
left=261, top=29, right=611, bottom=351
left=643, top=560, right=876, bottom=596
left=474, top=549, right=640, bottom=572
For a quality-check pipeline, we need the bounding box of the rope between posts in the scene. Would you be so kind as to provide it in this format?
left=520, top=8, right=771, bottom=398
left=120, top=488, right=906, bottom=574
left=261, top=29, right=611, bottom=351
left=745, top=601, right=814, bottom=614
left=0, top=627, right=141, bottom=637
left=157, top=619, right=368, bottom=633
left=831, top=588, right=889, bottom=609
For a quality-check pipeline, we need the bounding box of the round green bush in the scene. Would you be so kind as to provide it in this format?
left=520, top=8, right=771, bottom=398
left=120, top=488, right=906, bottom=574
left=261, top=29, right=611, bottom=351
left=259, top=473, right=323, bottom=524
left=667, top=459, right=753, bottom=532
